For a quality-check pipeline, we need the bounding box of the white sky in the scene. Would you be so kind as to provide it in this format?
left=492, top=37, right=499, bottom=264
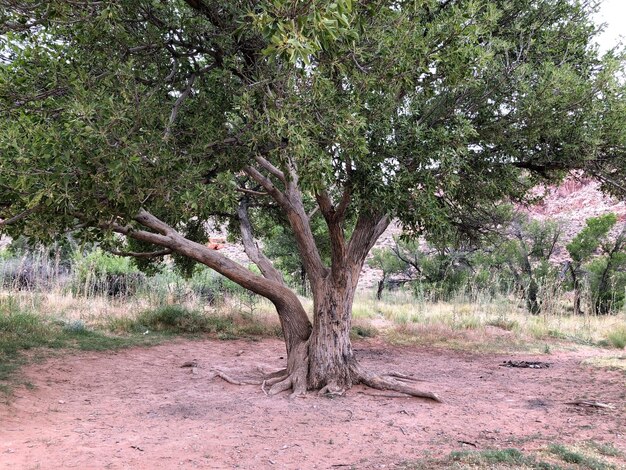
left=594, top=0, right=625, bottom=52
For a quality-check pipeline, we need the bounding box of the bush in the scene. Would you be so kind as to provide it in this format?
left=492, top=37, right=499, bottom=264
left=135, top=305, right=209, bottom=333
left=0, top=253, right=61, bottom=291
left=607, top=325, right=626, bottom=349
left=71, top=249, right=145, bottom=297
left=188, top=267, right=227, bottom=304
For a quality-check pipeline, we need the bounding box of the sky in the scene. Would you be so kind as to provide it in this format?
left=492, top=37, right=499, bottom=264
left=594, top=0, right=625, bottom=52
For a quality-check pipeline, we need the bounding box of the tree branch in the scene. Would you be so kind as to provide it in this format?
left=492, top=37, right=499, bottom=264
left=254, top=155, right=286, bottom=183
left=237, top=199, right=285, bottom=284
left=0, top=206, right=40, bottom=227
left=105, top=248, right=172, bottom=258
left=243, top=165, right=289, bottom=206
left=347, top=213, right=390, bottom=289
left=164, top=72, right=197, bottom=140
left=315, top=190, right=347, bottom=281
left=235, top=187, right=268, bottom=197
left=244, top=165, right=328, bottom=288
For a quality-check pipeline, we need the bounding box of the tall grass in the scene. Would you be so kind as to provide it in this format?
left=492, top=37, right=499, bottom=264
left=353, top=280, right=626, bottom=351
left=1, top=243, right=624, bottom=375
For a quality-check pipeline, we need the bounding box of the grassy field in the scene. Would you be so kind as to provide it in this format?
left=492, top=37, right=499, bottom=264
left=2, top=283, right=625, bottom=396
left=352, top=289, right=626, bottom=352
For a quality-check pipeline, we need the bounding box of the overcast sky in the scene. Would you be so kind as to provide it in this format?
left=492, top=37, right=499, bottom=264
left=594, top=0, right=625, bottom=52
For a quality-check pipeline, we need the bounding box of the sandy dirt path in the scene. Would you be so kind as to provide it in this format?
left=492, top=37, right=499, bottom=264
left=1, top=338, right=625, bottom=469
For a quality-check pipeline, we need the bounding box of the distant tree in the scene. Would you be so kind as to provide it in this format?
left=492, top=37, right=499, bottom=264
left=1, top=0, right=625, bottom=398
left=499, top=216, right=562, bottom=314
left=567, top=214, right=626, bottom=314
left=369, top=240, right=416, bottom=300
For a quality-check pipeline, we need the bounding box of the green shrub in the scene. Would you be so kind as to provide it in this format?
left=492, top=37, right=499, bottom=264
left=607, top=325, right=626, bottom=349
left=71, top=249, right=145, bottom=297
left=136, top=305, right=209, bottom=333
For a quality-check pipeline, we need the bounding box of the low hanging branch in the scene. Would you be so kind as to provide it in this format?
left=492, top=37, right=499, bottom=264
left=105, top=248, right=173, bottom=258
left=0, top=206, right=40, bottom=227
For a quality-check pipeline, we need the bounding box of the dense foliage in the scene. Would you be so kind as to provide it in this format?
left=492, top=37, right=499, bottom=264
left=0, top=0, right=624, bottom=248
left=371, top=212, right=626, bottom=315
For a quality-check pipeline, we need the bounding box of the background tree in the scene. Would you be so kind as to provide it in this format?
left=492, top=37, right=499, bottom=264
left=566, top=213, right=626, bottom=314
left=369, top=236, right=480, bottom=301
left=1, top=0, right=625, bottom=398
left=498, top=216, right=562, bottom=314
left=369, top=241, right=415, bottom=300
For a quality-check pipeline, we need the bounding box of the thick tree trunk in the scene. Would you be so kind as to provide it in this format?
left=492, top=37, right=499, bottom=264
left=307, top=281, right=358, bottom=393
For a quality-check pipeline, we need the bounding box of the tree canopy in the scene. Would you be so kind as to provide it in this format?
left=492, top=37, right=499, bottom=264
left=1, top=0, right=625, bottom=397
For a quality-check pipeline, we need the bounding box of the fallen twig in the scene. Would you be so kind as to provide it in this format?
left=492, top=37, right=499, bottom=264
left=500, top=360, right=550, bottom=369
left=565, top=400, right=615, bottom=410
left=459, top=440, right=477, bottom=447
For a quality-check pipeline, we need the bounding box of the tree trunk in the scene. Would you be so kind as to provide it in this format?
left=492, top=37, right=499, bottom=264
left=307, top=281, right=358, bottom=393
left=526, top=277, right=540, bottom=315
left=569, top=265, right=583, bottom=315
left=376, top=274, right=386, bottom=300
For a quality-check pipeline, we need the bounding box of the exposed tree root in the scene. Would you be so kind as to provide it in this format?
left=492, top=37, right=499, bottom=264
left=268, top=376, right=293, bottom=395
left=263, top=374, right=290, bottom=387
left=208, top=345, right=440, bottom=403
left=319, top=383, right=346, bottom=397
left=354, top=365, right=441, bottom=402
left=384, top=372, right=426, bottom=383
left=257, top=341, right=310, bottom=398
left=210, top=369, right=262, bottom=386
left=263, top=368, right=288, bottom=380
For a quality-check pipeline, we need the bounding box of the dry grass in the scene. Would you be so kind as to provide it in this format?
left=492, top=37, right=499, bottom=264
left=352, top=290, right=626, bottom=353
left=582, top=355, right=626, bottom=374
left=2, top=272, right=625, bottom=359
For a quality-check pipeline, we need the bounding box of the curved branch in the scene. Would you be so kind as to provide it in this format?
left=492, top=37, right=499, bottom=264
left=237, top=199, right=284, bottom=284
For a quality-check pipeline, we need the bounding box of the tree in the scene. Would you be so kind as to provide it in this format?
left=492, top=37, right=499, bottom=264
left=1, top=1, right=625, bottom=399
left=369, top=236, right=479, bottom=301
left=499, top=215, right=562, bottom=314
left=369, top=242, right=413, bottom=300
left=566, top=213, right=626, bottom=314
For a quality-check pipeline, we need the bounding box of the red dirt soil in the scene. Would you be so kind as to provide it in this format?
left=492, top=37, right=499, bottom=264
left=1, top=338, right=625, bottom=469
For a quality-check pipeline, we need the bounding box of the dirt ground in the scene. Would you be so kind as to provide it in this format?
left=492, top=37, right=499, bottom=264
left=1, top=338, right=625, bottom=469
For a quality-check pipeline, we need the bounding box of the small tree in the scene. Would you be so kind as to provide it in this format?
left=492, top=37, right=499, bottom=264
left=567, top=214, right=626, bottom=314
left=368, top=245, right=412, bottom=300
left=499, top=216, right=562, bottom=314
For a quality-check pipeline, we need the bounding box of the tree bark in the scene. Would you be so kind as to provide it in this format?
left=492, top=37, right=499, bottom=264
left=307, top=279, right=358, bottom=392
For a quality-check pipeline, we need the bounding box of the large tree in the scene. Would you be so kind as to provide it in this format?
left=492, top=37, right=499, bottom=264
left=1, top=0, right=625, bottom=399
